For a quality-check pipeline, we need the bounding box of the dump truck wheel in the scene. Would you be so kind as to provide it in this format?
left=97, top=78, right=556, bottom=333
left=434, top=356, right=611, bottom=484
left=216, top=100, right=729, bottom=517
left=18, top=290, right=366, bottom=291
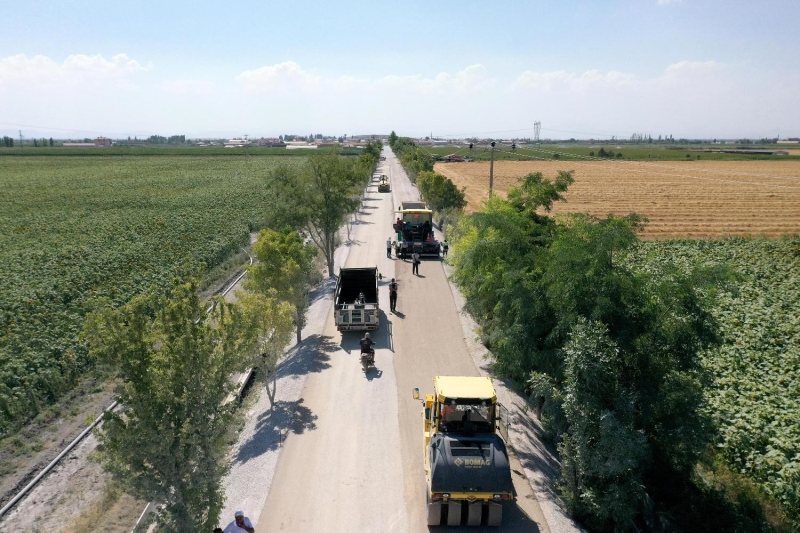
left=467, top=502, right=482, bottom=526
left=447, top=501, right=462, bottom=526
left=487, top=502, right=503, bottom=526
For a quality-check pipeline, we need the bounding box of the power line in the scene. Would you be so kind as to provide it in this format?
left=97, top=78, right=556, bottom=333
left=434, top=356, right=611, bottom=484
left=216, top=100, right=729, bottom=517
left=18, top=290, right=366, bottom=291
left=0, top=121, right=138, bottom=138
left=432, top=125, right=633, bottom=140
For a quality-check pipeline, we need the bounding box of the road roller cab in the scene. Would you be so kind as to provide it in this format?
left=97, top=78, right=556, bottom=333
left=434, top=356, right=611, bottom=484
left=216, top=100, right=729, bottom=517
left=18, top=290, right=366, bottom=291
left=378, top=175, right=390, bottom=192
left=412, top=376, right=514, bottom=526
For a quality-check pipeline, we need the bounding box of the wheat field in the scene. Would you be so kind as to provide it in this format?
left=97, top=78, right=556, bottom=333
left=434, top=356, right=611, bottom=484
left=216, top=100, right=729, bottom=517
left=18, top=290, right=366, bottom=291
left=435, top=160, right=800, bottom=238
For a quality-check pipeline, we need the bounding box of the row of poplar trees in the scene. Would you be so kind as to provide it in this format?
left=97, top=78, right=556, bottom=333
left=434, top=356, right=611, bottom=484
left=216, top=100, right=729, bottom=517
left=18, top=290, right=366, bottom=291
left=82, top=144, right=382, bottom=531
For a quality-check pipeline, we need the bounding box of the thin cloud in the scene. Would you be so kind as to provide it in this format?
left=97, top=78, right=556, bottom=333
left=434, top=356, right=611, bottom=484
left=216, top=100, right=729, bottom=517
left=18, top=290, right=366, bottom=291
left=381, top=64, right=494, bottom=94
left=236, top=61, right=323, bottom=93
left=236, top=62, right=494, bottom=95
left=664, top=60, right=721, bottom=76
left=0, top=53, right=150, bottom=86
left=657, top=0, right=682, bottom=5
left=514, top=69, right=636, bottom=91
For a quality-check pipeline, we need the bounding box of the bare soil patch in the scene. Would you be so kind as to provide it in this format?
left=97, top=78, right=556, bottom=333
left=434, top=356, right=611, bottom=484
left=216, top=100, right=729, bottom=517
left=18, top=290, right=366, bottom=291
left=0, top=376, right=116, bottom=508
left=436, top=160, right=800, bottom=238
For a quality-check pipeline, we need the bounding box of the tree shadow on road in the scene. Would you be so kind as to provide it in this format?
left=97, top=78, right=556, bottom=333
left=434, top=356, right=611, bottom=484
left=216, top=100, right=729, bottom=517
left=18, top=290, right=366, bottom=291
left=234, top=398, right=318, bottom=464
left=308, top=275, right=336, bottom=305
left=277, top=334, right=334, bottom=378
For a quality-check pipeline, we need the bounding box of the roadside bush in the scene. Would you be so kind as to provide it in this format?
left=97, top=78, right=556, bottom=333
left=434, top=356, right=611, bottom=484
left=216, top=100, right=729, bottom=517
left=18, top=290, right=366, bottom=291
left=450, top=170, right=724, bottom=531
left=388, top=132, right=433, bottom=182
left=416, top=171, right=467, bottom=213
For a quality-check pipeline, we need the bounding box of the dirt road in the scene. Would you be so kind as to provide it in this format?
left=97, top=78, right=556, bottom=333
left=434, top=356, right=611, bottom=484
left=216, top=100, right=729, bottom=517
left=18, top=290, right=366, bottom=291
left=255, top=148, right=551, bottom=532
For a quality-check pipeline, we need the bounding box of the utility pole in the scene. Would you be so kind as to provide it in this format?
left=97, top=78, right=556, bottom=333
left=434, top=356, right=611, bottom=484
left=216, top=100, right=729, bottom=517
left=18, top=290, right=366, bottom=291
left=19, top=130, right=23, bottom=150
left=489, top=141, right=496, bottom=198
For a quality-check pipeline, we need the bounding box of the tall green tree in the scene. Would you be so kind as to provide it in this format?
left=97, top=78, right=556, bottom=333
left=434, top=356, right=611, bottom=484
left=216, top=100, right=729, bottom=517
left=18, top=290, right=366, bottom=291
left=267, top=153, right=365, bottom=276
left=558, top=319, right=647, bottom=529
left=389, top=135, right=434, bottom=181
left=416, top=171, right=467, bottom=213
left=246, top=228, right=317, bottom=344
left=237, top=291, right=294, bottom=407
left=82, top=275, right=260, bottom=532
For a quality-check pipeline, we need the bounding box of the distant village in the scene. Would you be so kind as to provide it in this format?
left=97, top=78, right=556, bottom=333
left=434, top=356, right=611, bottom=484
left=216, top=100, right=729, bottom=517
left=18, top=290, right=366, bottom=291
left=4, top=132, right=798, bottom=156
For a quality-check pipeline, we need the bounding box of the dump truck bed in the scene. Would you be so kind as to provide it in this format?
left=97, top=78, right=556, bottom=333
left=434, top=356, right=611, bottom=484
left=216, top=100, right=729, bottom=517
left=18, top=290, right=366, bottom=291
left=334, top=267, right=380, bottom=331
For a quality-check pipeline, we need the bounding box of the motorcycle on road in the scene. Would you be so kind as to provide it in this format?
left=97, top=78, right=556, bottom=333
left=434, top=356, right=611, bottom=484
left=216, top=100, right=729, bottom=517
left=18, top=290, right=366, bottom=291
left=360, top=349, right=375, bottom=373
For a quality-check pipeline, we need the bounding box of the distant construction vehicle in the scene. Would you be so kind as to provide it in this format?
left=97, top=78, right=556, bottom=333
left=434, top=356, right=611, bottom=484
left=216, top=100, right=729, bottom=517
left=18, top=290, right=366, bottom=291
left=334, top=267, right=379, bottom=332
left=413, top=376, right=514, bottom=526
left=378, top=175, right=390, bottom=192
left=393, top=201, right=440, bottom=258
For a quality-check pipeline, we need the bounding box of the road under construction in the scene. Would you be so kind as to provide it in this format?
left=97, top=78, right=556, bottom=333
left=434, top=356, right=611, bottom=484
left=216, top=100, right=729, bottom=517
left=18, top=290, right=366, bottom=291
left=220, top=146, right=579, bottom=532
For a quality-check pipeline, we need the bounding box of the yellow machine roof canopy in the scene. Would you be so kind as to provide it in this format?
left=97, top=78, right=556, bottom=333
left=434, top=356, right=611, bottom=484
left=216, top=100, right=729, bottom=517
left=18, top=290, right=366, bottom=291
left=434, top=376, right=496, bottom=402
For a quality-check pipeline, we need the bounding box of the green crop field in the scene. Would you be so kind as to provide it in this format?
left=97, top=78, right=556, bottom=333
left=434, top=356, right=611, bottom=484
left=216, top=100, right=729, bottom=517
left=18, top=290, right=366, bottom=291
left=0, top=144, right=363, bottom=158
left=630, top=238, right=800, bottom=526
left=0, top=154, right=301, bottom=435
left=419, top=143, right=800, bottom=162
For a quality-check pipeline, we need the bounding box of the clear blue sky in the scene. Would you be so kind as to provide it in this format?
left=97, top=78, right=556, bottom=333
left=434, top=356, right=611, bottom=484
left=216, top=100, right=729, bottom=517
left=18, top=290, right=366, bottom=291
left=1, top=0, right=798, bottom=139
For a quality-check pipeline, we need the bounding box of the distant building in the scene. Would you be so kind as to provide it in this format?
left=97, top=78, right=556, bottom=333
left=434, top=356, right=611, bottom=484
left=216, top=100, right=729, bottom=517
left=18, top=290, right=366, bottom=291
left=224, top=139, right=252, bottom=148
left=777, top=140, right=799, bottom=144
left=95, top=137, right=112, bottom=147
left=286, top=144, right=318, bottom=150
left=63, top=142, right=95, bottom=148
left=256, top=138, right=286, bottom=147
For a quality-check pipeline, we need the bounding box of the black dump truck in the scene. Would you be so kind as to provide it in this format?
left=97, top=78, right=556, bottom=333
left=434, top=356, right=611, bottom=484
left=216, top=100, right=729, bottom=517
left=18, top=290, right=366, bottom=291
left=334, top=267, right=379, bottom=332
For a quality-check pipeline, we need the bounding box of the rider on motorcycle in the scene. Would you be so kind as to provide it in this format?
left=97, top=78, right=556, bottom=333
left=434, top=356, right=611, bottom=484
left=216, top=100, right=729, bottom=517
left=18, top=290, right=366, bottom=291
left=360, top=332, right=375, bottom=355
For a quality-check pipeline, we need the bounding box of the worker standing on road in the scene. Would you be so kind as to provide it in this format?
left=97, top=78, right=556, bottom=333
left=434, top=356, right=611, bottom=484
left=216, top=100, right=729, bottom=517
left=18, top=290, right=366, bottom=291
left=412, top=252, right=420, bottom=275
left=389, top=278, right=398, bottom=312
left=386, top=237, right=393, bottom=258
left=223, top=510, right=255, bottom=533
left=442, top=239, right=449, bottom=257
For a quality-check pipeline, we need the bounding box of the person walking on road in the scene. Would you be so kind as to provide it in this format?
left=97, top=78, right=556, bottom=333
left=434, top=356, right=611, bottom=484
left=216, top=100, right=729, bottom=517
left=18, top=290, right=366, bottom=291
left=223, top=510, right=255, bottom=533
left=389, top=278, right=398, bottom=312
left=386, top=237, right=393, bottom=258
left=412, top=252, right=420, bottom=275
left=442, top=239, right=449, bottom=257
